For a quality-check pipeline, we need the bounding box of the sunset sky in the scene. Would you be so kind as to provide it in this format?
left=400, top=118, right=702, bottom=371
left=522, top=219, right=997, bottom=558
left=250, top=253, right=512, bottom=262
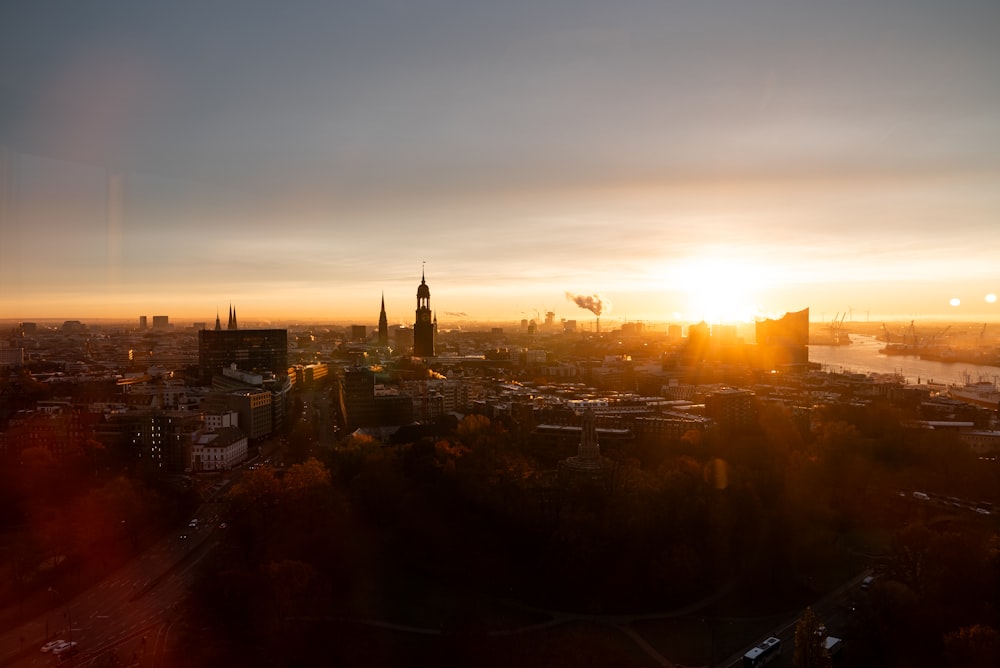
left=2, top=1, right=999, bottom=326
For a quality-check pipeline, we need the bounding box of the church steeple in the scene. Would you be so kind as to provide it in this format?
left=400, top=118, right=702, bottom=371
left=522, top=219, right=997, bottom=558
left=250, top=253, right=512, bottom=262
left=377, top=293, right=389, bottom=347
left=228, top=304, right=238, bottom=330
left=413, top=266, right=435, bottom=356
left=215, top=309, right=222, bottom=331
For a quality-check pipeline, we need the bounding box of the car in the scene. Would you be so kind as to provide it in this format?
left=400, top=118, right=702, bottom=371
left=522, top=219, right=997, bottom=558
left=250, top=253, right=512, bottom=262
left=976, top=507, right=992, bottom=515
left=179, top=534, right=188, bottom=540
left=41, top=639, right=66, bottom=652
left=861, top=575, right=876, bottom=590
left=188, top=519, right=198, bottom=527
left=53, top=641, right=78, bottom=657
left=219, top=522, right=228, bottom=529
left=47, top=641, right=72, bottom=655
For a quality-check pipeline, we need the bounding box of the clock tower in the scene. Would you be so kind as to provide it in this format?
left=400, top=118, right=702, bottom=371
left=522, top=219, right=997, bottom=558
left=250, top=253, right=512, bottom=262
left=413, top=267, right=435, bottom=356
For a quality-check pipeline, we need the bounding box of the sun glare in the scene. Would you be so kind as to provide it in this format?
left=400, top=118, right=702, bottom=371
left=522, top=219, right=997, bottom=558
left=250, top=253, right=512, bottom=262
left=670, top=256, right=763, bottom=324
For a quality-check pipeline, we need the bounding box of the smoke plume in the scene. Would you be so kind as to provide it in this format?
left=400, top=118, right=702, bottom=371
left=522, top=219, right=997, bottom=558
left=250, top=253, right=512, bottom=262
left=565, top=292, right=608, bottom=316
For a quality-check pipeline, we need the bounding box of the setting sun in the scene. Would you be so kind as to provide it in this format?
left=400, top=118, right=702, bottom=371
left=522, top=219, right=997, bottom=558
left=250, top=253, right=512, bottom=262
left=669, top=256, right=765, bottom=324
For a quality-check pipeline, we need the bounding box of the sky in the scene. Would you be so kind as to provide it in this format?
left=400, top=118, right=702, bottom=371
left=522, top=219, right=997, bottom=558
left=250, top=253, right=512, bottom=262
left=2, top=0, right=999, bottom=326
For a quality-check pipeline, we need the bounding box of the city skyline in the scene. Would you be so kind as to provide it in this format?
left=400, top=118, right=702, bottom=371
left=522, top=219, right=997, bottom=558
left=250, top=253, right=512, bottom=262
left=2, top=1, right=999, bottom=324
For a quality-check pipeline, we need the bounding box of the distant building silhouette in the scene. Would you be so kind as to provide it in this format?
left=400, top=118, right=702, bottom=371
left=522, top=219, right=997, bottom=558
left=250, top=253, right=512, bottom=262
left=413, top=268, right=436, bottom=356
left=378, top=293, right=389, bottom=346
left=755, top=307, right=809, bottom=368
left=685, top=321, right=711, bottom=363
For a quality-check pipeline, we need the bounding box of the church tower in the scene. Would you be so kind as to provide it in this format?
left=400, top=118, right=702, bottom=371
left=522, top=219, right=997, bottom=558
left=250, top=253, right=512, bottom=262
left=413, top=267, right=435, bottom=356
left=377, top=293, right=389, bottom=347
left=228, top=304, right=238, bottom=330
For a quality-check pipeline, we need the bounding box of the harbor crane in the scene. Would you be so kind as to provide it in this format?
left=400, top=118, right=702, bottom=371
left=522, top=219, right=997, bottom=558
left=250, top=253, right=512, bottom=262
left=926, top=325, right=950, bottom=348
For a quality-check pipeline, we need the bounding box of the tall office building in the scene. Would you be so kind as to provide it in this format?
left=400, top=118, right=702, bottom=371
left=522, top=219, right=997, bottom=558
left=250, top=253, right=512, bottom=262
left=198, top=318, right=288, bottom=384
left=413, top=268, right=435, bottom=356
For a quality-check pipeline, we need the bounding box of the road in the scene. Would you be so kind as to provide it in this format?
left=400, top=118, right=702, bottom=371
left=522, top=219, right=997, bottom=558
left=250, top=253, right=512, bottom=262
left=0, top=490, right=231, bottom=667
left=718, top=570, right=870, bottom=668
left=0, top=398, right=316, bottom=667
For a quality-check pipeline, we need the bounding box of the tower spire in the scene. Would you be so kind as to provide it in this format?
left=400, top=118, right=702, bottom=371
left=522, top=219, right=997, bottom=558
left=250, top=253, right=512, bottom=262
left=378, top=292, right=389, bottom=347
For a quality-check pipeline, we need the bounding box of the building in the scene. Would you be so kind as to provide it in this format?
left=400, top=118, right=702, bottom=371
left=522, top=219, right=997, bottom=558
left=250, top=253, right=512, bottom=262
left=350, top=325, right=367, bottom=342
left=202, top=388, right=273, bottom=440
left=1, top=403, right=97, bottom=457
left=290, top=363, right=330, bottom=387
left=705, top=387, right=756, bottom=432
left=959, top=429, right=1000, bottom=455
left=190, top=426, right=248, bottom=472
left=755, top=307, right=809, bottom=368
left=197, top=326, right=288, bottom=384
left=413, top=268, right=436, bottom=356
left=210, top=363, right=291, bottom=435
left=337, top=367, right=377, bottom=430
left=202, top=410, right=239, bottom=431
left=0, top=339, right=24, bottom=367
left=337, top=367, right=414, bottom=431
left=377, top=294, right=389, bottom=347
left=101, top=410, right=202, bottom=473
left=152, top=315, right=169, bottom=330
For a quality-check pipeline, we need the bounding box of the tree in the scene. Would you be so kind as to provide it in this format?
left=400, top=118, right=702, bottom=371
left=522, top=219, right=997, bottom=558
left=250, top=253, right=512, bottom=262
left=794, top=607, right=832, bottom=668
left=943, top=624, right=1000, bottom=668
left=283, top=457, right=331, bottom=494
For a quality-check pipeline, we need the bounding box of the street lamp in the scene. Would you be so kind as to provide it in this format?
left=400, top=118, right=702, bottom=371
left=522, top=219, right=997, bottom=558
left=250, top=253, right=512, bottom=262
left=48, top=587, right=72, bottom=643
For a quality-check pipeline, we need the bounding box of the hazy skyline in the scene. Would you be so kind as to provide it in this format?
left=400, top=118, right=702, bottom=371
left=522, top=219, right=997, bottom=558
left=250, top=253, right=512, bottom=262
left=2, top=1, right=999, bottom=325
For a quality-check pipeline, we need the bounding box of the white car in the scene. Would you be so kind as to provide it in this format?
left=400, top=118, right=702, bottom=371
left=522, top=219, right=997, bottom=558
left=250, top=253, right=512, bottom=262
left=52, top=641, right=78, bottom=657
left=41, top=639, right=66, bottom=652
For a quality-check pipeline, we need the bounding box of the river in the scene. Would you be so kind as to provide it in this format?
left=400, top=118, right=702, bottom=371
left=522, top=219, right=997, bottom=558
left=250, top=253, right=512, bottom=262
left=808, top=335, right=1000, bottom=387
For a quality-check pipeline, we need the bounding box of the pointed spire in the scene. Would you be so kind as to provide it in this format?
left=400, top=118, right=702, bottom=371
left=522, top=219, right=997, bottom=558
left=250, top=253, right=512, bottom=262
left=378, top=292, right=389, bottom=347
left=215, top=309, right=221, bottom=331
